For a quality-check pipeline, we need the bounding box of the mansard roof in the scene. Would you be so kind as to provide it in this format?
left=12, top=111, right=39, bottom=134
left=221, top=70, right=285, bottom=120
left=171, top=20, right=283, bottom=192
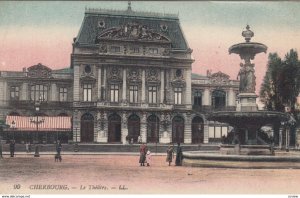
left=75, top=8, right=189, bottom=50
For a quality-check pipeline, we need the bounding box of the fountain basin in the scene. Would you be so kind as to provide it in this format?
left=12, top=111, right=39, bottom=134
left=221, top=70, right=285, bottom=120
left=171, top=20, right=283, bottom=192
left=183, top=151, right=300, bottom=169
left=229, top=42, right=267, bottom=56
left=208, top=111, right=289, bottom=127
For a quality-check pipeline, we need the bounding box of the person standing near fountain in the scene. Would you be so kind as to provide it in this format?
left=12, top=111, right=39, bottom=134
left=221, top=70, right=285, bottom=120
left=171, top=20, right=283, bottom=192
left=175, top=143, right=183, bottom=166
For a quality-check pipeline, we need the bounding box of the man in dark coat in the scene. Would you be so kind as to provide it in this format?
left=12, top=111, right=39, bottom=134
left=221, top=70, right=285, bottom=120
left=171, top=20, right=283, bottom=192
left=56, top=140, right=62, bottom=156
left=175, top=143, right=183, bottom=166
left=10, top=140, right=15, bottom=157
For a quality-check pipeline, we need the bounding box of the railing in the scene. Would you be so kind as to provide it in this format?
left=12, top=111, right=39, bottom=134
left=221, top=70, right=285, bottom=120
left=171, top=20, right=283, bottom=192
left=73, top=101, right=97, bottom=107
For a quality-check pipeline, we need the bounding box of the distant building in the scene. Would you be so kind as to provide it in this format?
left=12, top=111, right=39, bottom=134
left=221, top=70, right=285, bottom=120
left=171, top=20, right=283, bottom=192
left=0, top=6, right=239, bottom=144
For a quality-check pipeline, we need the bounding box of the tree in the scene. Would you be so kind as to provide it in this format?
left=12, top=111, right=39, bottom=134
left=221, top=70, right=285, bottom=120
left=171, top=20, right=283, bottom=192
left=260, top=49, right=300, bottom=112
left=260, top=49, right=300, bottom=146
left=260, top=53, right=284, bottom=111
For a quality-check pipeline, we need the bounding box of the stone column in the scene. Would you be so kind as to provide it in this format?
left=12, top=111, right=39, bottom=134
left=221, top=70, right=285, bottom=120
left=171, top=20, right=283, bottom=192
left=203, top=123, right=209, bottom=143
left=0, top=80, right=5, bottom=106
left=122, top=68, right=126, bottom=103
left=73, top=110, right=81, bottom=142
left=20, top=83, right=28, bottom=101
left=50, top=83, right=57, bottom=101
left=103, top=67, right=107, bottom=101
left=121, top=112, right=128, bottom=144
left=185, top=69, right=192, bottom=108
left=203, top=88, right=210, bottom=106
left=141, top=112, right=147, bottom=143
left=279, top=127, right=283, bottom=149
left=96, top=111, right=108, bottom=143
left=73, top=65, right=80, bottom=101
left=228, top=88, right=235, bottom=106
left=160, top=70, right=164, bottom=104
left=97, top=68, right=102, bottom=100
left=184, top=113, right=192, bottom=144
left=141, top=70, right=146, bottom=104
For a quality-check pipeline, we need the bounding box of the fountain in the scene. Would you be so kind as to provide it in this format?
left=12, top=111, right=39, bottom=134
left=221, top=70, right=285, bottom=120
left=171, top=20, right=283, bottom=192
left=183, top=26, right=300, bottom=168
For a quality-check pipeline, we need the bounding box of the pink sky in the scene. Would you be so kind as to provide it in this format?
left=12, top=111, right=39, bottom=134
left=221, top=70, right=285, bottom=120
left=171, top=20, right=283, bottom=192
left=0, top=2, right=299, bottom=95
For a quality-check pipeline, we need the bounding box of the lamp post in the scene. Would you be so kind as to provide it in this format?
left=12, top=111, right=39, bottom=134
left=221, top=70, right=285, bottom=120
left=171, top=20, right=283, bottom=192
left=30, top=101, right=44, bottom=157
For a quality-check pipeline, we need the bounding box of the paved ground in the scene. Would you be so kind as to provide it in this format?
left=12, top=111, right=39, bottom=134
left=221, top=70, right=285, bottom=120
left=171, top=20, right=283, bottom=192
left=1, top=154, right=300, bottom=194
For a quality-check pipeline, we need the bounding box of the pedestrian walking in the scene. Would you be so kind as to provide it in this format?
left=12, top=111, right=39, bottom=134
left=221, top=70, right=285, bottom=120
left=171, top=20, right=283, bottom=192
left=166, top=145, right=174, bottom=166
left=139, top=143, right=147, bottom=166
left=10, top=140, right=15, bottom=157
left=146, top=150, right=151, bottom=166
left=175, top=143, right=183, bottom=166
left=56, top=140, right=62, bottom=155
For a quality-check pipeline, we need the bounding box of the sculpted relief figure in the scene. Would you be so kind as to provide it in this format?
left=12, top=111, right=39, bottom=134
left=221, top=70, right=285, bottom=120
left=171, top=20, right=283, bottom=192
left=238, top=63, right=256, bottom=93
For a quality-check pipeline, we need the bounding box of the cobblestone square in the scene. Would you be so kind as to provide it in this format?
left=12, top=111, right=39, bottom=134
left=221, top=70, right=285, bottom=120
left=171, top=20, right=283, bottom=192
left=1, top=155, right=300, bottom=194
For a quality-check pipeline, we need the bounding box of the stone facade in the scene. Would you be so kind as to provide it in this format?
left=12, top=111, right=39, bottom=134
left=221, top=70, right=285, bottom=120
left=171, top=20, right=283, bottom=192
left=0, top=7, right=239, bottom=145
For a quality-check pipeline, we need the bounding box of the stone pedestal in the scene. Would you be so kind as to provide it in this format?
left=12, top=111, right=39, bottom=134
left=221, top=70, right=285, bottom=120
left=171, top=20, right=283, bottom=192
left=238, top=93, right=257, bottom=112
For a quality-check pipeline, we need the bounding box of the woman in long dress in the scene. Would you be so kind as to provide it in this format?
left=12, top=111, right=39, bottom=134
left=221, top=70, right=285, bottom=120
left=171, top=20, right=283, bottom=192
left=166, top=145, right=174, bottom=166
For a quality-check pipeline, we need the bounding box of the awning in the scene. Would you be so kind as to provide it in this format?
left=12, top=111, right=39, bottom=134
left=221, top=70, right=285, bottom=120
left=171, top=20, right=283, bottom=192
left=6, top=116, right=72, bottom=132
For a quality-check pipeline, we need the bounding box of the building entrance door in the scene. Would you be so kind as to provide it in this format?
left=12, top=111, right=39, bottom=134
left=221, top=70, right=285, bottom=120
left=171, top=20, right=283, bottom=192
left=108, top=114, right=121, bottom=143
left=128, top=114, right=140, bottom=143
left=147, top=115, right=159, bottom=143
left=192, top=116, right=204, bottom=144
left=172, top=116, right=184, bottom=143
left=80, top=113, right=94, bottom=142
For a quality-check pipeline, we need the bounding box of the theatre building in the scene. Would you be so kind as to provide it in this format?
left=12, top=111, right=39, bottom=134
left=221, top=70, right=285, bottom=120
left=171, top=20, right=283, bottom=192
left=0, top=6, right=239, bottom=144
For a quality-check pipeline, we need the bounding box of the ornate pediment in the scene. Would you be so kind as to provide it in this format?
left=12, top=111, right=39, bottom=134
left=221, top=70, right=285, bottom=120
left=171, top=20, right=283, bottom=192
left=108, top=67, right=122, bottom=83
left=127, top=68, right=142, bottom=84
left=210, top=71, right=230, bottom=85
left=27, top=63, right=52, bottom=78
left=146, top=69, right=160, bottom=85
left=171, top=79, right=186, bottom=88
left=95, top=22, right=171, bottom=43
left=80, top=75, right=96, bottom=87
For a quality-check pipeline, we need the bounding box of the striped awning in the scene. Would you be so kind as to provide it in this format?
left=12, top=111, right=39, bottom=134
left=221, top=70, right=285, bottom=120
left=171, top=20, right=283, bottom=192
left=6, top=116, right=71, bottom=132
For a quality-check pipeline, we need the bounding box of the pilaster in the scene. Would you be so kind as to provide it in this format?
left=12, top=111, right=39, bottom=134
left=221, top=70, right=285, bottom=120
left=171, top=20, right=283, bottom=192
left=160, top=70, right=164, bottom=103
left=203, top=123, right=209, bottom=143
left=73, top=65, right=80, bottom=101
left=97, top=68, right=102, bottom=100
left=121, top=112, right=128, bottom=144
left=141, top=112, right=147, bottom=143
left=185, top=69, right=192, bottom=106
left=21, top=82, right=28, bottom=101
left=184, top=113, right=192, bottom=144
left=50, top=83, right=57, bottom=101
left=122, top=68, right=127, bottom=102
left=141, top=70, right=146, bottom=103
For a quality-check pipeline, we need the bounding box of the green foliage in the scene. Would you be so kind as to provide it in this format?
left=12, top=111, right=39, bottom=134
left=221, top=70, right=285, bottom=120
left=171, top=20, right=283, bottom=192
left=260, top=49, right=300, bottom=113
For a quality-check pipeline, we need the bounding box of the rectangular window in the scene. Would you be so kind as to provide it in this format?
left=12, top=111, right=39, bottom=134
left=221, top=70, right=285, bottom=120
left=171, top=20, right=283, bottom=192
left=149, top=48, right=158, bottom=54
left=59, top=87, right=68, bottom=102
left=174, top=87, right=182, bottom=104
left=215, top=127, right=221, bottom=138
left=83, top=84, right=92, bottom=102
left=110, top=84, right=119, bottom=102
left=148, top=86, right=157, bottom=104
left=110, top=46, right=121, bottom=53
left=209, top=126, right=215, bottom=138
left=194, top=91, right=202, bottom=106
left=10, top=86, right=19, bottom=100
left=131, top=47, right=140, bottom=53
left=31, top=85, right=47, bottom=101
left=129, top=85, right=138, bottom=103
